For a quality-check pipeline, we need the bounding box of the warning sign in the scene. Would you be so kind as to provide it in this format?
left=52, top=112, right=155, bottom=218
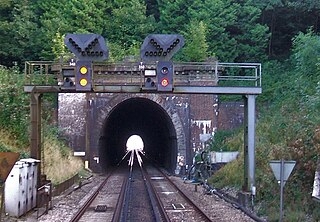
left=0, top=152, right=19, bottom=183
left=269, top=160, right=296, bottom=186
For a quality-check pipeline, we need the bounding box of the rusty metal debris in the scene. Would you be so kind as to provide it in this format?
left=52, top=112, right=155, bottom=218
left=0, top=152, right=19, bottom=183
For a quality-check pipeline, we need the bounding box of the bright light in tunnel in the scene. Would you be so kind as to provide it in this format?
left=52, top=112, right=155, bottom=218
left=126, top=135, right=144, bottom=151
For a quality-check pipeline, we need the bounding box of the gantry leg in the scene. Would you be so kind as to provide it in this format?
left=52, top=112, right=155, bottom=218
left=243, top=95, right=256, bottom=193
left=30, top=93, right=42, bottom=185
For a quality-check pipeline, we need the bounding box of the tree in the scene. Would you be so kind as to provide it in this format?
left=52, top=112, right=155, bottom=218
left=253, top=0, right=320, bottom=58
left=292, top=29, right=320, bottom=79
left=105, top=0, right=155, bottom=46
left=193, top=0, right=239, bottom=61
left=0, top=0, right=14, bottom=65
left=104, top=0, right=155, bottom=61
left=0, top=66, right=29, bottom=144
left=35, top=0, right=108, bottom=60
left=158, top=0, right=269, bottom=62
left=181, top=20, right=209, bottom=62
left=228, top=1, right=270, bottom=62
left=158, top=0, right=238, bottom=61
left=145, top=0, right=160, bottom=21
left=157, top=0, right=195, bottom=33
left=0, top=0, right=39, bottom=66
left=11, top=0, right=40, bottom=62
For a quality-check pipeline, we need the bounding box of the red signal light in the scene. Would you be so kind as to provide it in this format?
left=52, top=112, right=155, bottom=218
left=161, top=78, right=169, bottom=87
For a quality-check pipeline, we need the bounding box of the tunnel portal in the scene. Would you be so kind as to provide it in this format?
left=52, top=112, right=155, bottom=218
left=99, top=97, right=177, bottom=171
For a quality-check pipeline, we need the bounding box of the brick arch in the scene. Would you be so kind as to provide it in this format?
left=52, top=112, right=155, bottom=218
left=96, top=93, right=186, bottom=169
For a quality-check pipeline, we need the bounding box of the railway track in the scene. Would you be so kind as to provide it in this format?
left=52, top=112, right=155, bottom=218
left=69, top=158, right=214, bottom=222
left=118, top=160, right=168, bottom=221
left=144, top=164, right=212, bottom=222
left=69, top=166, right=127, bottom=222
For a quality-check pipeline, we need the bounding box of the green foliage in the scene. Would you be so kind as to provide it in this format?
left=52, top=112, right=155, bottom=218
left=181, top=20, right=209, bottom=62
left=210, top=31, right=320, bottom=220
left=0, top=0, right=39, bottom=66
left=227, top=1, right=270, bottom=62
left=0, top=66, right=29, bottom=145
left=0, top=143, right=10, bottom=152
left=105, top=0, right=155, bottom=48
left=108, top=41, right=140, bottom=62
left=0, top=0, right=319, bottom=65
left=52, top=32, right=68, bottom=59
left=157, top=0, right=269, bottom=62
left=209, top=130, right=237, bottom=152
left=252, top=0, right=320, bottom=58
left=36, top=0, right=108, bottom=60
left=292, top=28, right=320, bottom=79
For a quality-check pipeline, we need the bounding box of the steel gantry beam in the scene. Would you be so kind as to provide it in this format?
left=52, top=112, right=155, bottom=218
left=24, top=85, right=261, bottom=95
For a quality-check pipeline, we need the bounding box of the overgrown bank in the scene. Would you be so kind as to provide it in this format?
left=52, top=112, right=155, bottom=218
left=209, top=31, right=320, bottom=221
left=0, top=66, right=83, bottom=184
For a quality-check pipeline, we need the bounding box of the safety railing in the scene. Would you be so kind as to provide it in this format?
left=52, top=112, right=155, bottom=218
left=24, top=61, right=58, bottom=85
left=24, top=61, right=261, bottom=88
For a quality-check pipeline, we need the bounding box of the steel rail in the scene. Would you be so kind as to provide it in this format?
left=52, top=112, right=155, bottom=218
left=141, top=166, right=171, bottom=222
left=118, top=163, right=168, bottom=221
left=155, top=166, right=213, bottom=222
left=111, top=175, right=129, bottom=222
left=70, top=158, right=130, bottom=222
left=69, top=170, right=115, bottom=222
left=120, top=164, right=133, bottom=221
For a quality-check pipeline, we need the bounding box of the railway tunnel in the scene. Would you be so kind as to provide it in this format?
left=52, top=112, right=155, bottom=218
left=98, top=97, right=178, bottom=172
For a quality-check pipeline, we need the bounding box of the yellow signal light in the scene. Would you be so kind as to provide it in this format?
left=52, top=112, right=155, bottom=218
left=79, top=78, right=88, bottom=87
left=80, top=66, right=88, bottom=75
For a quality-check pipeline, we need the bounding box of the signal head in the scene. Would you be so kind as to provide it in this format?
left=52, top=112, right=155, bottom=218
left=64, top=33, right=109, bottom=62
left=140, top=34, right=185, bottom=61
left=157, top=61, right=174, bottom=91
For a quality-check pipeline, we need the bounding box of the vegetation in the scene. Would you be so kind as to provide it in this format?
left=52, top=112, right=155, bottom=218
left=0, top=0, right=320, bottom=220
left=208, top=130, right=238, bottom=152
left=0, top=66, right=82, bottom=183
left=42, top=131, right=83, bottom=184
left=210, top=30, right=320, bottom=220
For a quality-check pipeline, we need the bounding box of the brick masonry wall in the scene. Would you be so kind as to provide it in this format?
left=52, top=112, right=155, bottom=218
left=58, top=93, right=245, bottom=171
left=217, top=101, right=244, bottom=130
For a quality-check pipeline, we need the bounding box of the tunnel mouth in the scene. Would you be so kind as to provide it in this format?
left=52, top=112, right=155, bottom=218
left=126, top=134, right=144, bottom=151
left=99, top=97, right=177, bottom=172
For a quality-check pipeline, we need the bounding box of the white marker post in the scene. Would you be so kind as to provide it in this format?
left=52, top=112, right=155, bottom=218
left=269, top=159, right=296, bottom=222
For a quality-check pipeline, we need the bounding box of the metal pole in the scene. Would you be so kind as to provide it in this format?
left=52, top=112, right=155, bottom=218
left=85, top=94, right=89, bottom=164
left=247, top=95, right=256, bottom=193
left=243, top=96, right=248, bottom=191
left=30, top=93, right=42, bottom=187
left=280, top=159, right=284, bottom=222
left=243, top=95, right=256, bottom=193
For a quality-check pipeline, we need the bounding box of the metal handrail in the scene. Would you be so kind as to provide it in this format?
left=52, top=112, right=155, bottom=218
left=24, top=61, right=262, bottom=88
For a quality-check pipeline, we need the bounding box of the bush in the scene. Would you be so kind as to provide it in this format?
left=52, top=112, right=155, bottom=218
left=0, top=66, right=29, bottom=146
left=209, top=130, right=237, bottom=152
left=0, top=143, right=10, bottom=152
left=209, top=31, right=320, bottom=220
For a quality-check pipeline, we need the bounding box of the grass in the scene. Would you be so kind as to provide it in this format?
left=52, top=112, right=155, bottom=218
left=0, top=130, right=29, bottom=158
left=42, top=134, right=83, bottom=185
left=208, top=115, right=320, bottom=220
left=0, top=129, right=83, bottom=185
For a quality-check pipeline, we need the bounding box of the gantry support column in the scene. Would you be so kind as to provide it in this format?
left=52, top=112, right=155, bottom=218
left=243, top=94, right=256, bottom=194
left=30, top=93, right=42, bottom=185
